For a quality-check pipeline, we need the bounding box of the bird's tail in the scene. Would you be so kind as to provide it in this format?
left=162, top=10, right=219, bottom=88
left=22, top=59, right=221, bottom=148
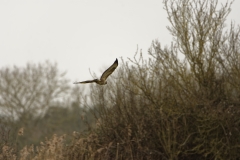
left=73, top=82, right=81, bottom=84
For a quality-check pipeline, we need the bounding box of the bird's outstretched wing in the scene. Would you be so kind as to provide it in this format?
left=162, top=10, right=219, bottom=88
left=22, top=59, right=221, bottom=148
left=100, top=58, right=118, bottom=81
left=73, top=79, right=98, bottom=84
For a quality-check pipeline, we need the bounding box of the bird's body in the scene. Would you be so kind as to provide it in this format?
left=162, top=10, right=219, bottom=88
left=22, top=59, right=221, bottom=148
left=73, top=58, right=118, bottom=85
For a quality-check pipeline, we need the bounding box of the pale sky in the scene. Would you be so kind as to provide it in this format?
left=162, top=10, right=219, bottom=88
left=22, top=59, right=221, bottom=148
left=0, top=0, right=239, bottom=82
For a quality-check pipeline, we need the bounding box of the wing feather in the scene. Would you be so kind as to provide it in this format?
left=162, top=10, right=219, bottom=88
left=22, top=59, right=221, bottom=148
left=100, top=58, right=118, bottom=81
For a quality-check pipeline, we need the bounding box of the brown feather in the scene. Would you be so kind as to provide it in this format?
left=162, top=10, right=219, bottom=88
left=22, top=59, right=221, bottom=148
left=100, top=59, right=118, bottom=81
left=73, top=79, right=98, bottom=84
left=73, top=58, right=118, bottom=85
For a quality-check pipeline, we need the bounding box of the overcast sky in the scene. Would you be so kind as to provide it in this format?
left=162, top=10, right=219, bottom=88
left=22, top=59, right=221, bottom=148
left=0, top=0, right=239, bottom=82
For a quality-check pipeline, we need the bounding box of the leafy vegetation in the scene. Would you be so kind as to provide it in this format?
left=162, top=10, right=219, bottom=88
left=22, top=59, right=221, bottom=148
left=1, top=0, right=240, bottom=159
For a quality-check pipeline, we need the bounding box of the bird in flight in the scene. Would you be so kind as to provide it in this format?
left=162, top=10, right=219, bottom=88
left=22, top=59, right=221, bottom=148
left=73, top=58, right=118, bottom=85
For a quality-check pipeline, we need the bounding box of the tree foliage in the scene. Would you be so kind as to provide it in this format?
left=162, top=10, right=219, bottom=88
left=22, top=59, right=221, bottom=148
left=72, top=0, right=240, bottom=159
left=0, top=61, right=69, bottom=121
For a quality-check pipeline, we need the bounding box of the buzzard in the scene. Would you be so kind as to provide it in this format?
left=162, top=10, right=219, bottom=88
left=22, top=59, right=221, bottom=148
left=73, top=58, right=118, bottom=85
